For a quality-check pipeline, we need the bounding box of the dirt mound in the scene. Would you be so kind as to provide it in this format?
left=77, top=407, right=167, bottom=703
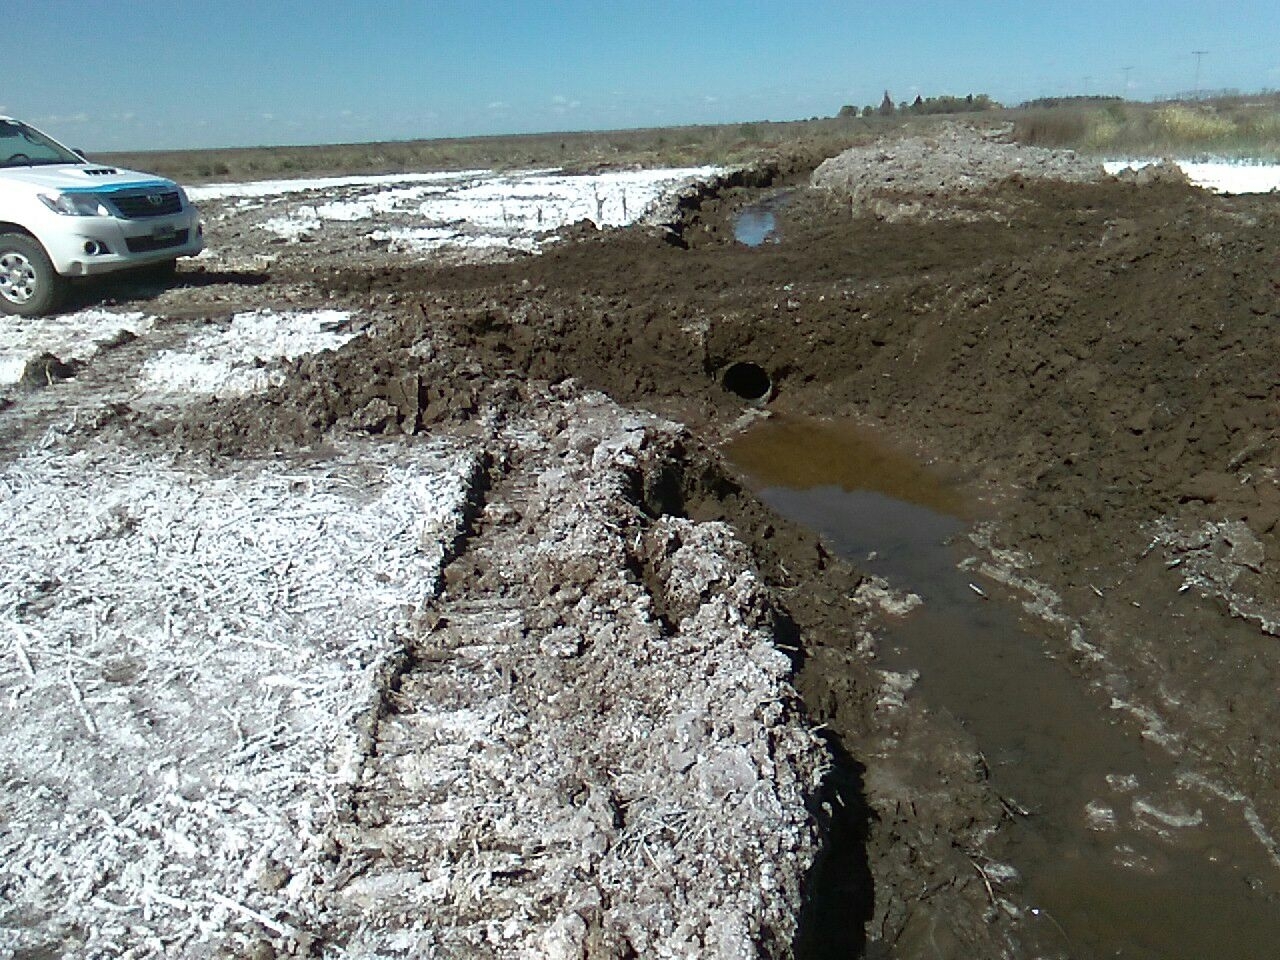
left=810, top=122, right=1104, bottom=220
left=1111, top=157, right=1195, bottom=186
left=330, top=395, right=828, bottom=958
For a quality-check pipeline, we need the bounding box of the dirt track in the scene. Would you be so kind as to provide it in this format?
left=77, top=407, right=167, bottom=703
left=5, top=129, right=1280, bottom=957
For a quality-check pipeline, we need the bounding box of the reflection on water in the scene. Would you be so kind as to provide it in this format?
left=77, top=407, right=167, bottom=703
left=734, top=208, right=777, bottom=246
left=724, top=414, right=967, bottom=517
left=732, top=191, right=794, bottom=247
left=726, top=414, right=1280, bottom=959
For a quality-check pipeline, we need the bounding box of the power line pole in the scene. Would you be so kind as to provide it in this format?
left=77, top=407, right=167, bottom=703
left=1122, top=66, right=1133, bottom=97
left=1192, top=50, right=1208, bottom=98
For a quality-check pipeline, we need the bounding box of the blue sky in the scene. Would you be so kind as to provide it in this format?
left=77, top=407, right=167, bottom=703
left=7, top=0, right=1280, bottom=151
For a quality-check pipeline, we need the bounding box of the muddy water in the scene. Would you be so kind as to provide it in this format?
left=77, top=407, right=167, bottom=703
left=726, top=415, right=1280, bottom=960
left=733, top=191, right=793, bottom=246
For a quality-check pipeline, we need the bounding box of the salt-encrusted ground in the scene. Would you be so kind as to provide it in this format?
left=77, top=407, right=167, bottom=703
left=189, top=166, right=721, bottom=270
left=1102, top=158, right=1280, bottom=193
left=0, top=433, right=479, bottom=957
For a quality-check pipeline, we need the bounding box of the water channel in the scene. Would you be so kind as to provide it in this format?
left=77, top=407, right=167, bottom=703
left=725, top=414, right=1280, bottom=959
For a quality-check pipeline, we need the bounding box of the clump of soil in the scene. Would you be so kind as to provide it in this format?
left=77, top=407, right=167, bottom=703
left=18, top=353, right=83, bottom=389
left=1112, top=158, right=1193, bottom=186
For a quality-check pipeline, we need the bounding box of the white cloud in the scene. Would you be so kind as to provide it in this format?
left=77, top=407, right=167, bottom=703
left=487, top=101, right=509, bottom=111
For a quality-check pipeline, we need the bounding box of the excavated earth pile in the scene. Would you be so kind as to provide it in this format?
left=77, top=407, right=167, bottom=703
left=809, top=122, right=1102, bottom=221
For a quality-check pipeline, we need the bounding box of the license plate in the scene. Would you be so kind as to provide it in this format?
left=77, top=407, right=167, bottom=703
left=152, top=224, right=177, bottom=241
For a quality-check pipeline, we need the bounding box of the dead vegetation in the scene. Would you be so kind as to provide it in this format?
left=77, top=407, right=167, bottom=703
left=1013, top=91, right=1280, bottom=158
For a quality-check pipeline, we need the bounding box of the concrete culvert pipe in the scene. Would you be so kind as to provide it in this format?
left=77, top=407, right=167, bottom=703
left=722, top=362, right=772, bottom=402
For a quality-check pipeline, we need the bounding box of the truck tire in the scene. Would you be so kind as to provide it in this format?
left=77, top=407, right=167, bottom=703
left=0, top=233, right=66, bottom=317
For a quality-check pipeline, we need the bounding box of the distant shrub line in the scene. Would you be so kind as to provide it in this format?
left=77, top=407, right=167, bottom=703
left=839, top=92, right=1000, bottom=119
left=96, top=118, right=893, bottom=184
left=1013, top=91, right=1280, bottom=158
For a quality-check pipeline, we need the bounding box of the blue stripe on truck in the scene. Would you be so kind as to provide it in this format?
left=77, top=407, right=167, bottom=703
left=57, top=180, right=174, bottom=194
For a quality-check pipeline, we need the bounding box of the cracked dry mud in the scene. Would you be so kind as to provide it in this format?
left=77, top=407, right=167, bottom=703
left=4, top=125, right=1280, bottom=958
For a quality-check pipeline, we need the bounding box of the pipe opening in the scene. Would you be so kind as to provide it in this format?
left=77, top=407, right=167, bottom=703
left=722, top=362, right=772, bottom=402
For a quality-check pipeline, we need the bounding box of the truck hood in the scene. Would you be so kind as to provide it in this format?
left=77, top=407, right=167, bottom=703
left=1, top=163, right=176, bottom=194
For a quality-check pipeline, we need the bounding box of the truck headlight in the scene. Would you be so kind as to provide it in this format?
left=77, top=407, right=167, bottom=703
left=38, top=192, right=111, bottom=216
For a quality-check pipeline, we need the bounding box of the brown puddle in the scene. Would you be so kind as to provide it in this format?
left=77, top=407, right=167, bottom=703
left=724, top=414, right=969, bottom=517
left=725, top=413, right=1280, bottom=959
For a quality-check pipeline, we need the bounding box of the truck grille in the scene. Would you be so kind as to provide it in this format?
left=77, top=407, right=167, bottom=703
left=113, top=191, right=182, bottom=219
left=125, top=229, right=189, bottom=253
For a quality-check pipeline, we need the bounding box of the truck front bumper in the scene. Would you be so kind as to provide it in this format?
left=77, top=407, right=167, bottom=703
left=43, top=210, right=204, bottom=276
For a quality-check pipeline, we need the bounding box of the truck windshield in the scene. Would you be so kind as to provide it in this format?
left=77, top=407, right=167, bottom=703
left=0, top=120, right=84, bottom=167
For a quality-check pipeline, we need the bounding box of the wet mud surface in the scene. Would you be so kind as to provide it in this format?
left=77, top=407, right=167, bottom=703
left=6, top=138, right=1280, bottom=957
left=727, top=415, right=1280, bottom=958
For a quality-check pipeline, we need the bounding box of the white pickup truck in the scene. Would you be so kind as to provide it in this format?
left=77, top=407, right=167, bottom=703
left=0, top=117, right=203, bottom=316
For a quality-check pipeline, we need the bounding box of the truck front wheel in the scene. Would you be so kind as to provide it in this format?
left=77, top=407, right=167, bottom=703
left=0, top=233, right=66, bottom=317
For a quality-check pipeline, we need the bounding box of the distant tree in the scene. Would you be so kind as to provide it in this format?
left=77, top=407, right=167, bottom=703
left=837, top=104, right=859, bottom=118
left=862, top=105, right=875, bottom=117
left=896, top=93, right=1003, bottom=115
left=1019, top=95, right=1120, bottom=109
left=879, top=90, right=895, bottom=116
